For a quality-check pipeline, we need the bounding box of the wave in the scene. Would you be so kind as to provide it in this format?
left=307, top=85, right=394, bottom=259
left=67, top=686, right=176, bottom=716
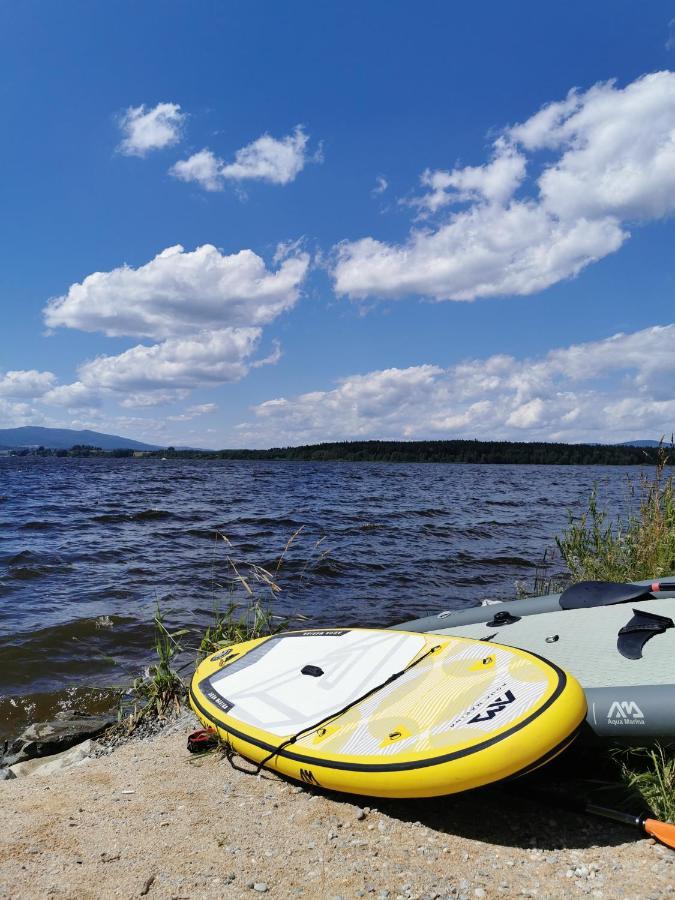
left=92, top=508, right=174, bottom=523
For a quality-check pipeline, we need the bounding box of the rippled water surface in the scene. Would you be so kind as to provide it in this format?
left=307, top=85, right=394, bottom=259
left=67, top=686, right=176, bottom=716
left=0, top=457, right=643, bottom=738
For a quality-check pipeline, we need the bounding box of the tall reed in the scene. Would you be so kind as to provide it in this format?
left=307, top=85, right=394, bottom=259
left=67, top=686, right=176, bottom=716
left=556, top=444, right=675, bottom=582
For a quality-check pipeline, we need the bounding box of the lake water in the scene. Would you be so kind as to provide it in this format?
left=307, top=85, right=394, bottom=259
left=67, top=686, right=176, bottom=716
left=0, top=457, right=644, bottom=739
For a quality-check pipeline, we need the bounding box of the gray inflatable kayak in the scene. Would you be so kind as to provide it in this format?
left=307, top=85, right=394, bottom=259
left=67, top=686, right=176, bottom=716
left=395, top=580, right=675, bottom=741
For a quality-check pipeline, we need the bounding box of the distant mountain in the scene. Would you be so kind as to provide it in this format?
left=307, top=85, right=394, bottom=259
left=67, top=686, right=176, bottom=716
left=619, top=440, right=666, bottom=448
left=0, top=426, right=161, bottom=451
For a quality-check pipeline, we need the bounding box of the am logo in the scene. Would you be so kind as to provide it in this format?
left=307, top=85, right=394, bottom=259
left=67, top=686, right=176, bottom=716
left=607, top=700, right=644, bottom=721
left=468, top=689, right=517, bottom=724
left=299, top=768, right=320, bottom=786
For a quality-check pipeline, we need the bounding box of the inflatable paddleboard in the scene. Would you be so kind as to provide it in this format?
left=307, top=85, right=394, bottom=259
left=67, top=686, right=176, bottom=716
left=400, top=599, right=675, bottom=741
left=190, top=628, right=586, bottom=798
left=395, top=577, right=675, bottom=634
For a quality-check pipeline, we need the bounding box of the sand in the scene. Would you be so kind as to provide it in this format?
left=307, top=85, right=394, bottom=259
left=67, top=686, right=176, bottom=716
left=0, top=712, right=673, bottom=899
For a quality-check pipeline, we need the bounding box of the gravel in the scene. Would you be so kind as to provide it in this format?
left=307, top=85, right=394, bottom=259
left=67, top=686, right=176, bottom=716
left=0, top=713, right=673, bottom=898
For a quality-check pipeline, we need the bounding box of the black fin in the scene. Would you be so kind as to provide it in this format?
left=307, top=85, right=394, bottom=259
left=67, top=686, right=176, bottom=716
left=617, top=608, right=674, bottom=660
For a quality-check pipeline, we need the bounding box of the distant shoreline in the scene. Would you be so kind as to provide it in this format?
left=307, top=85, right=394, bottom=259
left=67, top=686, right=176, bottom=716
left=4, top=438, right=672, bottom=467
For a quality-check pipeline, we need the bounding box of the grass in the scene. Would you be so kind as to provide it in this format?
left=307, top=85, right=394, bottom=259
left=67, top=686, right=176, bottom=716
left=612, top=744, right=675, bottom=822
left=118, top=608, right=188, bottom=728
left=122, top=528, right=316, bottom=730
left=553, top=443, right=675, bottom=822
left=556, top=444, right=675, bottom=583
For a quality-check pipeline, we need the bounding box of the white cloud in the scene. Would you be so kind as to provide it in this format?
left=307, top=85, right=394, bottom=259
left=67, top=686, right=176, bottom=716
left=0, top=398, right=38, bottom=426
left=170, top=149, right=223, bottom=191
left=187, top=403, right=217, bottom=416
left=334, top=205, right=624, bottom=301
left=117, top=102, right=185, bottom=157
left=118, top=391, right=189, bottom=409
left=33, top=328, right=270, bottom=411
left=171, top=126, right=314, bottom=190
left=77, top=328, right=261, bottom=395
left=334, top=71, right=675, bottom=303
left=666, top=19, right=675, bottom=52
left=0, top=370, right=56, bottom=399
left=235, top=324, right=675, bottom=445
left=44, top=243, right=309, bottom=340
left=42, top=381, right=101, bottom=409
left=372, top=176, right=389, bottom=196
left=168, top=403, right=217, bottom=422
left=414, top=139, right=527, bottom=213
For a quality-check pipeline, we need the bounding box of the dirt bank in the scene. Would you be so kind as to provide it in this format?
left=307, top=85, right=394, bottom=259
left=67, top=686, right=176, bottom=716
left=0, top=713, right=673, bottom=899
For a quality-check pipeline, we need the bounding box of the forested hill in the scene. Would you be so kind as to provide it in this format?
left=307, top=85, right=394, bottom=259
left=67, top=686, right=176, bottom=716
left=11, top=438, right=672, bottom=465
left=159, top=439, right=671, bottom=465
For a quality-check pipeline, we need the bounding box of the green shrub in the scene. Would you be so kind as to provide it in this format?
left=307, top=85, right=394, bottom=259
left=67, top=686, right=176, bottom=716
left=556, top=445, right=675, bottom=582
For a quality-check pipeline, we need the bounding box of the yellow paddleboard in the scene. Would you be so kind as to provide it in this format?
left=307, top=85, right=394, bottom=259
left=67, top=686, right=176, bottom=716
left=190, top=628, right=586, bottom=798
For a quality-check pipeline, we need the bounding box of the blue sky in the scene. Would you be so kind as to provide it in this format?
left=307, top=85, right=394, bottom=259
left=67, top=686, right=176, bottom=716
left=1, top=1, right=675, bottom=447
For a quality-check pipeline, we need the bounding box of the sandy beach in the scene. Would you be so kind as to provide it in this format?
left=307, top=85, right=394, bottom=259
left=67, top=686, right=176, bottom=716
left=0, top=712, right=673, bottom=900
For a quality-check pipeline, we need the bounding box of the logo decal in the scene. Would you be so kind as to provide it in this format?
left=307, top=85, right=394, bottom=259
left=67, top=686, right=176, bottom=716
left=468, top=689, right=516, bottom=723
left=607, top=700, right=645, bottom=726
left=205, top=689, right=234, bottom=713
left=299, top=768, right=320, bottom=786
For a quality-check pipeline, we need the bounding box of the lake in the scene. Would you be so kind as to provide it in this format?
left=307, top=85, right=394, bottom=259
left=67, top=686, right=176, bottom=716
left=0, top=457, right=644, bottom=739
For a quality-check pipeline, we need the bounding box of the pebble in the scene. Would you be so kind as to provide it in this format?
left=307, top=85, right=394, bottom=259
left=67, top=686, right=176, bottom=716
left=252, top=883, right=268, bottom=893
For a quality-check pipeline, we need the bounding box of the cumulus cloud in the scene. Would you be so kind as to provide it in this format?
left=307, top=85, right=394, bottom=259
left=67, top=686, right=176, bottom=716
left=26, top=329, right=273, bottom=412
left=0, top=398, right=38, bottom=425
left=170, top=149, right=223, bottom=191
left=171, top=126, right=314, bottom=190
left=413, top=139, right=527, bottom=213
left=44, top=243, right=309, bottom=340
left=235, top=324, right=675, bottom=445
left=117, top=102, right=185, bottom=157
left=77, top=328, right=261, bottom=394
left=42, top=381, right=101, bottom=409
left=0, top=370, right=56, bottom=399
left=334, top=71, right=675, bottom=302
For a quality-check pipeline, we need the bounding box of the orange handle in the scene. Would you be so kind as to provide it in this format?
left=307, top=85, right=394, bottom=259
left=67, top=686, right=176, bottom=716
left=644, top=817, right=675, bottom=850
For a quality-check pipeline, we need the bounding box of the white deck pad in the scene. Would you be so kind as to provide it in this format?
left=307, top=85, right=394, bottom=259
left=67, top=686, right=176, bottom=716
left=207, top=630, right=426, bottom=736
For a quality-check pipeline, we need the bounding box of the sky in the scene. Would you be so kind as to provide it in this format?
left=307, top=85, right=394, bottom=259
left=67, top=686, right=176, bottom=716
left=1, top=0, right=675, bottom=449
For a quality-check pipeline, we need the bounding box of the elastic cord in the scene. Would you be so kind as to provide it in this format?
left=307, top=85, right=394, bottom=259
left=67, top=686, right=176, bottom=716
left=251, top=642, right=441, bottom=775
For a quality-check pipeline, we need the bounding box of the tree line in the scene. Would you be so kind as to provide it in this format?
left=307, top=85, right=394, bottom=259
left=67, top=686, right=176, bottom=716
left=12, top=439, right=672, bottom=466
